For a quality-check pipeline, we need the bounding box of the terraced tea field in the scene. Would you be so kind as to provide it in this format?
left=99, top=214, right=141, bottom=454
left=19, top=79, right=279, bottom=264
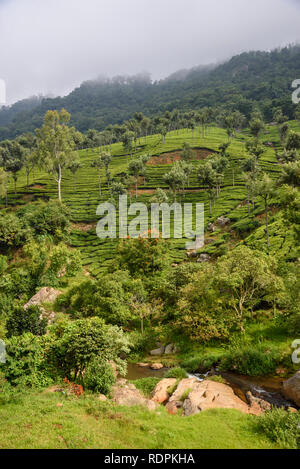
left=2, top=122, right=298, bottom=278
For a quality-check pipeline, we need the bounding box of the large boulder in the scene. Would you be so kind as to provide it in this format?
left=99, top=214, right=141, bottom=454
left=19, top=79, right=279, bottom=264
left=152, top=378, right=177, bottom=404
left=164, top=343, right=178, bottom=354
left=24, top=287, right=61, bottom=325
left=166, top=378, right=198, bottom=414
left=112, top=379, right=157, bottom=411
left=150, top=346, right=165, bottom=356
left=150, top=363, right=164, bottom=370
left=182, top=380, right=260, bottom=416
left=197, top=254, right=211, bottom=263
left=283, top=372, right=300, bottom=407
left=24, top=287, right=61, bottom=309
left=217, top=216, right=230, bottom=228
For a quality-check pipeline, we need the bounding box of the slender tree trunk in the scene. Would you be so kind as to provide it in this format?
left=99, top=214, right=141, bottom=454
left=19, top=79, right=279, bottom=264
left=98, top=170, right=102, bottom=196
left=265, top=200, right=270, bottom=250
left=58, top=164, right=62, bottom=202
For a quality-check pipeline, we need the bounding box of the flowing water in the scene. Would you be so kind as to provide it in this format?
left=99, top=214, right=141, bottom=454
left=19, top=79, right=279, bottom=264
left=126, top=363, right=297, bottom=409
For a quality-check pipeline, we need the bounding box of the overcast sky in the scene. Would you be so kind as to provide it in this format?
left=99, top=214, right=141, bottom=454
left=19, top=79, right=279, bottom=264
left=0, top=0, right=300, bottom=104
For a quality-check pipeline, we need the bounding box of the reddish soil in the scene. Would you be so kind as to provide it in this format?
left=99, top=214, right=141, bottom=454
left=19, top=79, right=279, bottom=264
left=29, top=184, right=46, bottom=190
left=72, top=223, right=96, bottom=232
left=147, top=149, right=213, bottom=166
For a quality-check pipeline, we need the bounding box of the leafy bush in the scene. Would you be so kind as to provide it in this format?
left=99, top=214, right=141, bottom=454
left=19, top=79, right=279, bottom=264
left=84, top=359, right=116, bottom=395
left=49, top=317, right=131, bottom=381
left=117, top=236, right=170, bottom=277
left=232, top=218, right=259, bottom=235
left=219, top=344, right=282, bottom=376
left=2, top=333, right=52, bottom=388
left=182, top=353, right=222, bottom=373
left=127, top=330, right=157, bottom=358
left=18, top=200, right=70, bottom=238
left=255, top=408, right=300, bottom=449
left=6, top=305, right=47, bottom=338
left=0, top=213, right=29, bottom=250
left=133, top=377, right=161, bottom=398
left=164, top=367, right=188, bottom=379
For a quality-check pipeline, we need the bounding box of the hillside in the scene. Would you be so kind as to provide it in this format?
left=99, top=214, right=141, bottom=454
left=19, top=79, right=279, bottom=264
left=2, top=121, right=298, bottom=277
left=1, top=45, right=300, bottom=139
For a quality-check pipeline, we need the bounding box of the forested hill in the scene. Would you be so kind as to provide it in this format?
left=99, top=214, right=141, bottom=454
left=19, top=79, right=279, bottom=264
left=1, top=45, right=300, bottom=139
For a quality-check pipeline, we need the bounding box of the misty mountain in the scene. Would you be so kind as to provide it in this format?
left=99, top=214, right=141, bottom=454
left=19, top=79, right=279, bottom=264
left=0, top=45, right=300, bottom=140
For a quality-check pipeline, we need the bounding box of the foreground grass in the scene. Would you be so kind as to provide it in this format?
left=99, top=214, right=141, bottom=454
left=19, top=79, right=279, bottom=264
left=0, top=391, right=279, bottom=449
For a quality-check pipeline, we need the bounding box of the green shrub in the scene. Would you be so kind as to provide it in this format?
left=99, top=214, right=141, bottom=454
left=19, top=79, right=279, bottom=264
left=182, top=353, right=222, bottom=373
left=0, top=213, right=29, bottom=250
left=6, top=305, right=47, bottom=338
left=18, top=201, right=70, bottom=238
left=255, top=408, right=300, bottom=449
left=219, top=344, right=282, bottom=376
left=164, top=367, right=188, bottom=379
left=133, top=377, right=161, bottom=397
left=232, top=218, right=259, bottom=235
left=205, top=375, right=226, bottom=384
left=2, top=333, right=52, bottom=388
left=84, top=359, right=116, bottom=395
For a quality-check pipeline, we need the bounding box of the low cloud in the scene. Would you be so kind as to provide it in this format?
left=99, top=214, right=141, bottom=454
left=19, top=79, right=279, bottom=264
left=0, top=0, right=300, bottom=104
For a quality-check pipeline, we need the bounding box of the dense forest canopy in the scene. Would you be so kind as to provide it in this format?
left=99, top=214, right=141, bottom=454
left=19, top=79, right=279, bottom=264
left=1, top=45, right=300, bottom=139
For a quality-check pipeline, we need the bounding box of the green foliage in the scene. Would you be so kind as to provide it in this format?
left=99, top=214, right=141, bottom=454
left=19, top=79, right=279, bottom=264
left=214, top=246, right=283, bottom=327
left=0, top=213, right=29, bottom=250
left=23, top=240, right=82, bottom=288
left=133, top=377, right=161, bottom=398
left=84, top=358, right=116, bottom=395
left=2, top=333, right=52, bottom=388
left=58, top=271, right=143, bottom=326
left=219, top=344, right=284, bottom=376
left=117, top=237, right=170, bottom=277
left=6, top=305, right=47, bottom=338
left=164, top=367, right=188, bottom=379
left=255, top=408, right=300, bottom=449
left=18, top=200, right=71, bottom=238
left=49, top=317, right=130, bottom=381
left=182, top=353, right=222, bottom=373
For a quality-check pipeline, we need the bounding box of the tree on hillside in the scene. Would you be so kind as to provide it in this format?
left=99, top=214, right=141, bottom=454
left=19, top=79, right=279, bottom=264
left=250, top=118, right=265, bottom=139
left=182, top=142, right=193, bottom=161
left=91, top=155, right=104, bottom=196
left=36, top=109, right=76, bottom=202
left=164, top=163, right=187, bottom=203
left=0, top=140, right=25, bottom=194
left=197, top=162, right=217, bottom=216
left=254, top=173, right=276, bottom=250
left=101, top=152, right=112, bottom=190
left=210, top=155, right=228, bottom=196
left=286, top=131, right=300, bottom=151
left=0, top=168, right=9, bottom=206
left=280, top=161, right=300, bottom=188
left=294, top=106, right=300, bottom=126
left=242, top=156, right=261, bottom=211
left=17, top=133, right=37, bottom=186
left=141, top=117, right=151, bottom=142
left=279, top=122, right=289, bottom=147
left=68, top=154, right=82, bottom=191
left=128, top=159, right=146, bottom=199
left=121, top=131, right=134, bottom=161
left=246, top=139, right=265, bottom=162
left=215, top=246, right=282, bottom=331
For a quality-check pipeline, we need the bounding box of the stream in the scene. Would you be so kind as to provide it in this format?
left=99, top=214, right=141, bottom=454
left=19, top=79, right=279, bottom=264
left=126, top=363, right=296, bottom=410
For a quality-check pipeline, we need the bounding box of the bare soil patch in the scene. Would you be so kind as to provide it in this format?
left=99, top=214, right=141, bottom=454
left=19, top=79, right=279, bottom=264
left=29, top=184, right=46, bottom=190
left=72, top=223, right=96, bottom=232
left=147, top=148, right=214, bottom=166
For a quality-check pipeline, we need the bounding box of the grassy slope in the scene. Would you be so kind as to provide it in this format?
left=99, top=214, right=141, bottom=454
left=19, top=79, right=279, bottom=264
left=0, top=391, right=278, bottom=449
left=2, top=121, right=299, bottom=278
